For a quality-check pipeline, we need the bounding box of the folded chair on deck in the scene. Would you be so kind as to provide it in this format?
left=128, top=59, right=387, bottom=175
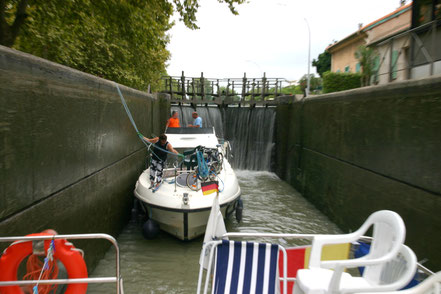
left=197, top=239, right=289, bottom=294
left=294, top=210, right=417, bottom=294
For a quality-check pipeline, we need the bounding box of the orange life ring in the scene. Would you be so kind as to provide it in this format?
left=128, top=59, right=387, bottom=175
left=0, top=231, right=88, bottom=294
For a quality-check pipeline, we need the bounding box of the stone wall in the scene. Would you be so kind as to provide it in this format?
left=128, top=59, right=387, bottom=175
left=0, top=46, right=169, bottom=270
left=275, top=76, right=441, bottom=270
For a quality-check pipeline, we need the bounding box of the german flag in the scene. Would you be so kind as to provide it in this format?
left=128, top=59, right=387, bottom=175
left=201, top=181, right=218, bottom=196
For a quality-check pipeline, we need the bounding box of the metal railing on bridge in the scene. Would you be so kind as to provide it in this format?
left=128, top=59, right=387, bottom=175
left=161, top=72, right=289, bottom=106
left=372, top=19, right=441, bottom=84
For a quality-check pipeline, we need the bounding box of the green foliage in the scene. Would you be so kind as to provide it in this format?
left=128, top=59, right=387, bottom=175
left=299, top=74, right=322, bottom=94
left=173, top=0, right=246, bottom=29
left=12, top=0, right=173, bottom=91
left=2, top=0, right=246, bottom=91
left=281, top=85, right=302, bottom=95
left=354, top=45, right=378, bottom=86
left=219, top=86, right=240, bottom=101
left=0, top=0, right=28, bottom=47
left=322, top=71, right=361, bottom=93
left=312, top=50, right=331, bottom=78
left=262, top=84, right=302, bottom=97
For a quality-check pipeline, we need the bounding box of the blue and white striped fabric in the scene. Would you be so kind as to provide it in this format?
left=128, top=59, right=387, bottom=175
left=213, top=240, right=279, bottom=294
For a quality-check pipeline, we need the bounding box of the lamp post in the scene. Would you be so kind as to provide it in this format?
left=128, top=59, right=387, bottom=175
left=304, top=18, right=311, bottom=97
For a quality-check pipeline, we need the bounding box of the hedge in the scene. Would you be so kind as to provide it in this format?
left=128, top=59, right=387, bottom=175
left=323, top=71, right=362, bottom=93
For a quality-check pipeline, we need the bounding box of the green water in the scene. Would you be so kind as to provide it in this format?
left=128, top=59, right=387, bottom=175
left=88, top=170, right=342, bottom=294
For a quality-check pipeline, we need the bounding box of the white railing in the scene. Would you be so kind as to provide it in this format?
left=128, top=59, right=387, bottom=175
left=0, top=233, right=123, bottom=294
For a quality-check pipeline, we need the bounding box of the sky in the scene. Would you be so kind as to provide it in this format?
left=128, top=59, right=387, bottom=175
left=166, top=0, right=405, bottom=83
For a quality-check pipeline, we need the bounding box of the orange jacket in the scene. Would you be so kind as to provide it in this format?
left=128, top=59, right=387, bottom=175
left=168, top=117, right=180, bottom=128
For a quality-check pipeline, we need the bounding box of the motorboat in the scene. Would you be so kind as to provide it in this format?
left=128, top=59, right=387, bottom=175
left=134, top=127, right=242, bottom=241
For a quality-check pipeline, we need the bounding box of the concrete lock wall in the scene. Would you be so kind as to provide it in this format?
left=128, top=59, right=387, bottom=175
left=0, top=46, right=170, bottom=270
left=275, top=75, right=441, bottom=271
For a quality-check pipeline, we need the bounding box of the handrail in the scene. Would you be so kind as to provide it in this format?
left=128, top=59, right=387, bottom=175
left=223, top=232, right=317, bottom=239
left=0, top=233, right=122, bottom=294
left=161, top=72, right=288, bottom=104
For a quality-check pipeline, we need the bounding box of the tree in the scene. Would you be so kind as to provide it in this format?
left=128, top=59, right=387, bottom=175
left=312, top=50, right=331, bottom=77
left=173, top=0, right=246, bottom=29
left=11, top=1, right=174, bottom=91
left=0, top=0, right=28, bottom=47
left=219, top=85, right=240, bottom=101
left=299, top=74, right=322, bottom=94
left=355, top=45, right=378, bottom=86
left=1, top=0, right=246, bottom=91
left=280, top=84, right=302, bottom=95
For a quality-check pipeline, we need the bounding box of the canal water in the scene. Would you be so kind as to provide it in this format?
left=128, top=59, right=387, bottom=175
left=88, top=170, right=342, bottom=294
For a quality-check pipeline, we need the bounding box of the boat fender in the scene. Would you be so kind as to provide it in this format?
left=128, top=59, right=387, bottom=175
left=235, top=199, right=243, bottom=223
left=0, top=231, right=88, bottom=294
left=142, top=219, right=160, bottom=239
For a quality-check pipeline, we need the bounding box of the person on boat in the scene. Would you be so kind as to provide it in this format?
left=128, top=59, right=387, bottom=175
left=143, top=134, right=180, bottom=189
left=188, top=111, right=202, bottom=128
left=166, top=111, right=180, bottom=128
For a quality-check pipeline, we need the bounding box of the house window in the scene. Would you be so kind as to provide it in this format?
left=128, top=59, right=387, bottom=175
left=356, top=63, right=361, bottom=73
left=436, top=0, right=441, bottom=19
left=417, top=0, right=434, bottom=25
left=344, top=66, right=350, bottom=72
left=336, top=69, right=341, bottom=73
left=391, top=50, right=398, bottom=80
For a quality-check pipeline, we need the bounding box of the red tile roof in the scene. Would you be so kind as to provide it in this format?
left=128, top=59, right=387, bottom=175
left=361, top=2, right=412, bottom=31
left=327, top=2, right=412, bottom=51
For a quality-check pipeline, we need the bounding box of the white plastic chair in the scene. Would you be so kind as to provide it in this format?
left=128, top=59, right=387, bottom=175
left=294, top=210, right=417, bottom=294
left=360, top=271, right=441, bottom=294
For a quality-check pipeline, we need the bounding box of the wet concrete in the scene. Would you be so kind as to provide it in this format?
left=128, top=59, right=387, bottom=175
left=275, top=75, right=441, bottom=270
left=0, top=45, right=169, bottom=269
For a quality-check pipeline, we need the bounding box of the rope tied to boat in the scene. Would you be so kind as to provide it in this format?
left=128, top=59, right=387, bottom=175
left=29, top=239, right=58, bottom=294
left=115, top=82, right=184, bottom=160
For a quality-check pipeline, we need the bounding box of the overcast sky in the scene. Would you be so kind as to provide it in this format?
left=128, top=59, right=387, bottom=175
left=166, top=0, right=405, bottom=82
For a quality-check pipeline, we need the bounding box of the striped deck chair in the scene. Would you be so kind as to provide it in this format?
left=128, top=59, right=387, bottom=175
left=197, top=239, right=288, bottom=294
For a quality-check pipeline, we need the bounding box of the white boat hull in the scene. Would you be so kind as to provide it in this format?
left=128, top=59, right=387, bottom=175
left=145, top=198, right=238, bottom=240
left=134, top=161, right=241, bottom=240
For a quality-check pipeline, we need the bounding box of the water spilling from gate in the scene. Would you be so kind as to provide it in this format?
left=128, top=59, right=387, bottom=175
left=171, top=105, right=275, bottom=171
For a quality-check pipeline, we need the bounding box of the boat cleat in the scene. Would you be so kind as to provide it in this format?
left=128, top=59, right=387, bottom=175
left=182, top=193, right=189, bottom=205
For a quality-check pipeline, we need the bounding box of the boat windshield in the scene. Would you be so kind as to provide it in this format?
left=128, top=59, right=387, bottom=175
left=165, top=127, right=214, bottom=135
left=164, top=148, right=192, bottom=168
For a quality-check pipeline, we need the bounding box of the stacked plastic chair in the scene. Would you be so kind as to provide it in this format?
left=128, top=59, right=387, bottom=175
left=294, top=210, right=417, bottom=294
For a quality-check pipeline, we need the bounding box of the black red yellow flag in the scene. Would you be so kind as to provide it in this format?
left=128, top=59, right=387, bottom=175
left=201, top=181, right=218, bottom=196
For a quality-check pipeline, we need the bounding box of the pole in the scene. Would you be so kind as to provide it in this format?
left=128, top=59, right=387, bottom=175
left=304, top=18, right=311, bottom=97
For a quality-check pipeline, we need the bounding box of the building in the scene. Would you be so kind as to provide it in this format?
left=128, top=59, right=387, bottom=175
left=327, top=28, right=366, bottom=74
left=365, top=3, right=412, bottom=83
left=327, top=3, right=414, bottom=84
left=408, top=0, right=441, bottom=78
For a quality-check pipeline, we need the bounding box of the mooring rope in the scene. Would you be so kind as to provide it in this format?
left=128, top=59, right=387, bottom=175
left=30, top=239, right=57, bottom=294
left=115, top=83, right=183, bottom=159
